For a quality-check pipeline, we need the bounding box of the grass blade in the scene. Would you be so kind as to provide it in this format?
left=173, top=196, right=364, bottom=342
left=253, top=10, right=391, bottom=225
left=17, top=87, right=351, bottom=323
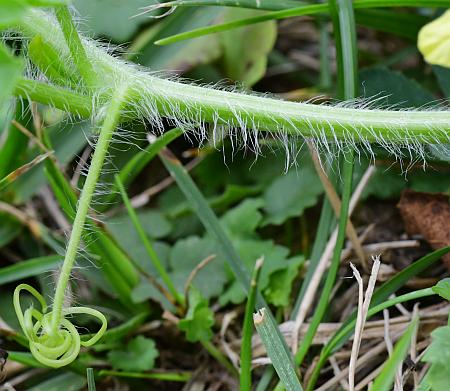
left=253, top=308, right=303, bottom=391
left=115, top=174, right=184, bottom=305
left=0, top=152, right=52, bottom=191
left=143, top=0, right=300, bottom=12
left=155, top=0, right=450, bottom=45
left=87, top=368, right=96, bottom=391
left=159, top=149, right=269, bottom=309
left=98, top=370, right=191, bottom=382
left=371, top=317, right=418, bottom=391
left=0, top=255, right=62, bottom=285
left=240, top=257, right=263, bottom=391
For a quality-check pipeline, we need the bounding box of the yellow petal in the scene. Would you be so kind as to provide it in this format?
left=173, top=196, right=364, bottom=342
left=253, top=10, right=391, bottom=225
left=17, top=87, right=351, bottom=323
left=418, top=10, right=450, bottom=67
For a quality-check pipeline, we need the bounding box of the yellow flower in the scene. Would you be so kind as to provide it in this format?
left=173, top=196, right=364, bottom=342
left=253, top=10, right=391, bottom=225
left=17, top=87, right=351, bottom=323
left=418, top=10, right=450, bottom=67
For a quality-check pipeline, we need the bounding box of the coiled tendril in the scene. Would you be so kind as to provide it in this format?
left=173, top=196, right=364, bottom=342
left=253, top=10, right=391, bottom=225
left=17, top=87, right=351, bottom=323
left=13, top=284, right=107, bottom=368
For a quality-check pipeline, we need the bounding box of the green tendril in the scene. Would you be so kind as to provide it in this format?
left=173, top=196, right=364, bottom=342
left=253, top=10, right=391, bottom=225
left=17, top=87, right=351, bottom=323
left=13, top=84, right=128, bottom=368
left=13, top=283, right=107, bottom=368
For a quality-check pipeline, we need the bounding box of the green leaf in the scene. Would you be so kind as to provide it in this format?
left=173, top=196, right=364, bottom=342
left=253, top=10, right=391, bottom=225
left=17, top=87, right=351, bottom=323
left=422, top=326, right=450, bottom=391
left=11, top=121, right=92, bottom=202
left=219, top=238, right=293, bottom=306
left=214, top=198, right=299, bottom=306
left=107, top=209, right=172, bottom=241
left=221, top=198, right=264, bottom=237
left=220, top=8, right=276, bottom=87
left=264, top=256, right=304, bottom=307
left=0, top=255, right=61, bottom=285
left=106, top=210, right=172, bottom=275
left=107, top=336, right=159, bottom=372
left=170, top=236, right=227, bottom=299
left=432, top=278, right=450, bottom=301
left=179, top=286, right=214, bottom=342
left=263, top=165, right=323, bottom=225
left=359, top=67, right=435, bottom=108
left=423, top=326, right=450, bottom=366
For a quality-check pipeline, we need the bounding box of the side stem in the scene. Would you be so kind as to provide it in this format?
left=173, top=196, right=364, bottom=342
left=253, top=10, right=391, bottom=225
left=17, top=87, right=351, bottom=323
left=50, top=84, right=128, bottom=334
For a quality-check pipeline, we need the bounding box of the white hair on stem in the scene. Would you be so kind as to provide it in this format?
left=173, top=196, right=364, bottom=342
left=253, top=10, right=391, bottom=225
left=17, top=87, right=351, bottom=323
left=13, top=8, right=450, bottom=171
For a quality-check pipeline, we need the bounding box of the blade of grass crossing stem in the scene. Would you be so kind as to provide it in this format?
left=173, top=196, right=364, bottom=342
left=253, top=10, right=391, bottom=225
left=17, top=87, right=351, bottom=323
left=159, top=149, right=270, bottom=310
left=371, top=317, right=418, bottom=391
left=306, top=246, right=450, bottom=388
left=115, top=174, right=184, bottom=305
left=296, top=0, right=358, bottom=368
left=145, top=0, right=301, bottom=11
left=87, top=368, right=96, bottom=391
left=329, top=0, right=358, bottom=99
left=254, top=308, right=303, bottom=391
left=240, top=258, right=264, bottom=391
left=0, top=255, right=62, bottom=285
left=154, top=1, right=450, bottom=45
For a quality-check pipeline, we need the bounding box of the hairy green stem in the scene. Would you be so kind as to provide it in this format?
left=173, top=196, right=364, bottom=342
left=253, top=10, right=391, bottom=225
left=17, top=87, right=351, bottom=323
left=50, top=84, right=128, bottom=334
left=15, top=10, right=450, bottom=146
